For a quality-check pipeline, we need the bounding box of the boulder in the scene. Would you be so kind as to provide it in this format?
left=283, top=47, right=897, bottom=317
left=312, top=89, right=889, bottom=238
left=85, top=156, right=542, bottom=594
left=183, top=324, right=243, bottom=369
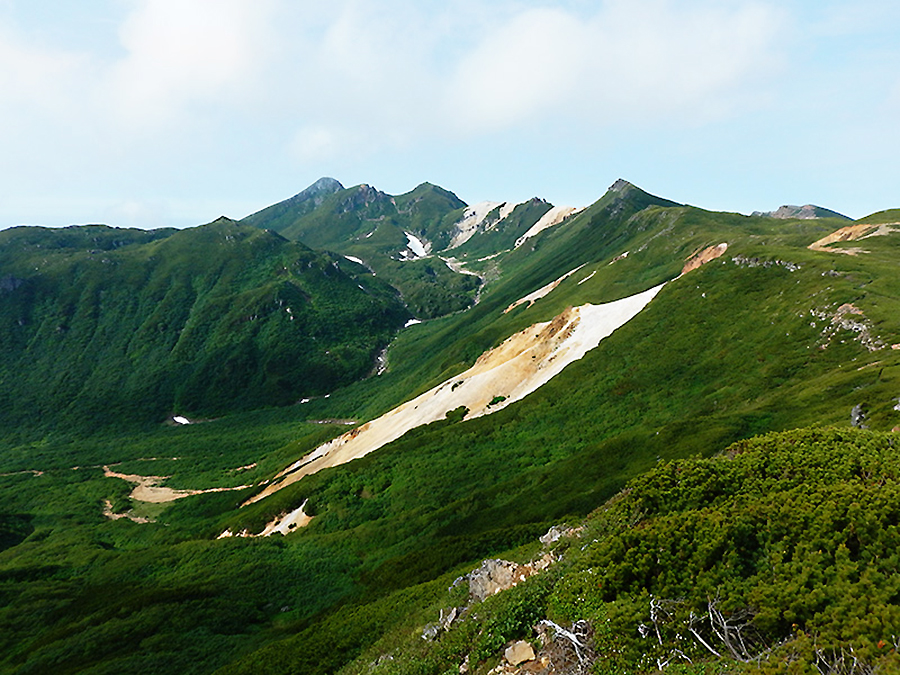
left=504, top=640, right=535, bottom=666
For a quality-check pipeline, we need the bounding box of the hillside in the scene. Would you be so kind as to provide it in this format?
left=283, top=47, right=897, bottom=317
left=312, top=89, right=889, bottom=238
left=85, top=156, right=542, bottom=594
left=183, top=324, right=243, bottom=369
left=1, top=179, right=899, bottom=675
left=325, top=427, right=900, bottom=675
left=241, top=179, right=586, bottom=319
left=0, top=219, right=408, bottom=439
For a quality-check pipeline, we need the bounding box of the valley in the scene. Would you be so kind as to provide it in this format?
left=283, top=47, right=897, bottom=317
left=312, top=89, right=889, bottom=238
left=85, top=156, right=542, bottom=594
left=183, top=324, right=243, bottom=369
left=1, top=178, right=900, bottom=674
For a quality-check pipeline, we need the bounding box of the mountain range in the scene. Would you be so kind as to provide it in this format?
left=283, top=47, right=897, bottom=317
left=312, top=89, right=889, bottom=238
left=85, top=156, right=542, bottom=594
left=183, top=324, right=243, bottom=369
left=1, top=177, right=899, bottom=675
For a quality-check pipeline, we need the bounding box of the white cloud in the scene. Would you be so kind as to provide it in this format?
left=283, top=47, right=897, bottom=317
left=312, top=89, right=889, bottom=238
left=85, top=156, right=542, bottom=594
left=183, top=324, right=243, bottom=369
left=0, top=23, right=88, bottom=112
left=105, top=0, right=277, bottom=127
left=446, top=0, right=785, bottom=133
left=291, top=126, right=342, bottom=163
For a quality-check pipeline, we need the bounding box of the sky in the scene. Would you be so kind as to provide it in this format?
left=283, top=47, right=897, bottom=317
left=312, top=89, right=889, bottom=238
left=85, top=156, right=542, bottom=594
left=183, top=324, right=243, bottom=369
left=1, top=0, right=899, bottom=230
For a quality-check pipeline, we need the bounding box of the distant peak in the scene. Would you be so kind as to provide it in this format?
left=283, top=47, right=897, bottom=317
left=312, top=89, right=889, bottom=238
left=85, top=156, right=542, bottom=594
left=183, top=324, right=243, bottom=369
left=752, top=204, right=850, bottom=221
left=210, top=216, right=236, bottom=225
left=608, top=178, right=636, bottom=194
left=309, top=176, right=344, bottom=193
left=292, top=177, right=344, bottom=203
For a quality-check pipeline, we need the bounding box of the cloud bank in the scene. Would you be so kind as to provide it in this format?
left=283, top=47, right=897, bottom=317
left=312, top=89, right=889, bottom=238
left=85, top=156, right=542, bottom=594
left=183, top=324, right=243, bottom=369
left=0, top=0, right=898, bottom=226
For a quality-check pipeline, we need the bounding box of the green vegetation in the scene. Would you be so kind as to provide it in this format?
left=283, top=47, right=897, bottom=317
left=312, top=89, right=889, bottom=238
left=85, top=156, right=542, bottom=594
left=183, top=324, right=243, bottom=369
left=335, top=428, right=900, bottom=675
left=0, top=219, right=408, bottom=439
left=241, top=180, right=475, bottom=318
left=1, top=179, right=900, bottom=674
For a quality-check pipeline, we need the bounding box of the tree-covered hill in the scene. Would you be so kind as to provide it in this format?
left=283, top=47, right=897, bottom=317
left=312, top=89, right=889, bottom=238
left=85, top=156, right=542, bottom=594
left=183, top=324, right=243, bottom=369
left=0, top=219, right=408, bottom=439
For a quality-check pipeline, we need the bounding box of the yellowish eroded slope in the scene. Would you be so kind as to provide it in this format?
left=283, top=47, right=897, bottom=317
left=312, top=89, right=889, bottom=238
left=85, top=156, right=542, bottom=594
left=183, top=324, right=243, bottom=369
left=244, top=282, right=665, bottom=505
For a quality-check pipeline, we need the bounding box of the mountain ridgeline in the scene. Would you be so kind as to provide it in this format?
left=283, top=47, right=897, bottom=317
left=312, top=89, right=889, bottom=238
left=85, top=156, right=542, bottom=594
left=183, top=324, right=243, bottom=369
left=2, top=177, right=900, bottom=675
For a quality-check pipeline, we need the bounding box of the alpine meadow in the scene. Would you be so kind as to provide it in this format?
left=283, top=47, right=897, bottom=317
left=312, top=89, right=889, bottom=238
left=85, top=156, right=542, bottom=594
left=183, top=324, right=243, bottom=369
left=3, top=175, right=900, bottom=675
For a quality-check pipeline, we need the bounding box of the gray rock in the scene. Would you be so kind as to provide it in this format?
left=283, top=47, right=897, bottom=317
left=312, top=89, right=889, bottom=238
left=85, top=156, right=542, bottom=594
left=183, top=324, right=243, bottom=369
left=851, top=403, right=868, bottom=429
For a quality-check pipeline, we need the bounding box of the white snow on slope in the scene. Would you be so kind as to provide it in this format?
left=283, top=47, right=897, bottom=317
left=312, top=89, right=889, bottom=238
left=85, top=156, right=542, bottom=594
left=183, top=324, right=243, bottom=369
left=243, top=282, right=665, bottom=506
left=515, top=206, right=585, bottom=248
left=499, top=201, right=520, bottom=221
left=449, top=200, right=503, bottom=248
left=405, top=232, right=430, bottom=258
left=344, top=255, right=365, bottom=265
left=504, top=265, right=585, bottom=314
left=218, top=499, right=314, bottom=538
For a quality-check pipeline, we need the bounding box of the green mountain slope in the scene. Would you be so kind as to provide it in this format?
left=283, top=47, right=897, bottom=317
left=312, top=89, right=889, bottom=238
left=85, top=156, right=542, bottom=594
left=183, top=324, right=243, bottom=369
left=242, top=180, right=481, bottom=319
left=329, top=427, right=900, bottom=675
left=1, top=179, right=899, bottom=675
left=0, top=219, right=408, bottom=438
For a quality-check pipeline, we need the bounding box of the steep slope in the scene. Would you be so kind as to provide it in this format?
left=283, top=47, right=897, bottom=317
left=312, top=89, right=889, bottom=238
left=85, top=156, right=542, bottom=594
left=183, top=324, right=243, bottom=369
left=0, top=219, right=408, bottom=437
left=243, top=282, right=665, bottom=505
left=242, top=180, right=479, bottom=319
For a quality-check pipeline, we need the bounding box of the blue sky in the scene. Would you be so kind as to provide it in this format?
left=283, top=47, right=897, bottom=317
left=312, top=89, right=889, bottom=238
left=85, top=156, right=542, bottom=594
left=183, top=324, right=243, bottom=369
left=1, top=0, right=899, bottom=230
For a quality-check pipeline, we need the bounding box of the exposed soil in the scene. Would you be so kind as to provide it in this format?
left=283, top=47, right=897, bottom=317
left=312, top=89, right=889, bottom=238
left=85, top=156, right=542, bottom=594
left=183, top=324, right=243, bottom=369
left=102, top=465, right=250, bottom=504
left=244, top=282, right=666, bottom=506
left=808, top=222, right=899, bottom=255
left=681, top=242, right=728, bottom=275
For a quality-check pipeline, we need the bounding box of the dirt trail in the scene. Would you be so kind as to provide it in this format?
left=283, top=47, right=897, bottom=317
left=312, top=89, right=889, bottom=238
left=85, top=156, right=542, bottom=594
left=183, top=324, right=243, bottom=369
left=244, top=282, right=666, bottom=506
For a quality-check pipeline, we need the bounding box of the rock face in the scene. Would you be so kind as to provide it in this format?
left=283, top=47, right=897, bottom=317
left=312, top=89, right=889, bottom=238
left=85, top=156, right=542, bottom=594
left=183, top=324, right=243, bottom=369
left=468, top=559, right=522, bottom=601
left=466, top=555, right=555, bottom=601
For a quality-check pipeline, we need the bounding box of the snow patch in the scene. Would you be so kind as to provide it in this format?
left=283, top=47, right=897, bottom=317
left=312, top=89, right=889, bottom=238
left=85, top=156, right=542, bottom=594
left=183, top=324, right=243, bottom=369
left=403, top=232, right=430, bottom=259
left=504, top=265, right=585, bottom=313
left=499, top=201, right=521, bottom=221
left=173, top=416, right=191, bottom=425
left=578, top=271, right=596, bottom=285
left=515, top=206, right=585, bottom=248
left=449, top=200, right=503, bottom=248
left=244, top=282, right=666, bottom=505
left=404, top=318, right=422, bottom=328
left=218, top=500, right=314, bottom=539
left=344, top=255, right=365, bottom=265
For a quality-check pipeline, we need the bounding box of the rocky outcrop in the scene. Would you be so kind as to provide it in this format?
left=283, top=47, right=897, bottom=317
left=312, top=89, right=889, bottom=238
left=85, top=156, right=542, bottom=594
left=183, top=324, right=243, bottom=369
left=753, top=204, right=850, bottom=220
left=504, top=641, right=535, bottom=666
left=466, top=555, right=554, bottom=601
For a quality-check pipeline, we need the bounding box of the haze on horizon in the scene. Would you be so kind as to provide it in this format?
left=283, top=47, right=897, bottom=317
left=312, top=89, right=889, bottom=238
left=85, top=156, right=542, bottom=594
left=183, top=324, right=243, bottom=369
left=1, top=0, right=899, bottom=230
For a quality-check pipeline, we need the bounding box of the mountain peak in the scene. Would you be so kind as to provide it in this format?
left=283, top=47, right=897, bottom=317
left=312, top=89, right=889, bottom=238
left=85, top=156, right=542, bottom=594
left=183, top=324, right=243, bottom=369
left=608, top=178, right=637, bottom=194
left=304, top=176, right=344, bottom=195
left=284, top=177, right=345, bottom=210
left=752, top=204, right=850, bottom=220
